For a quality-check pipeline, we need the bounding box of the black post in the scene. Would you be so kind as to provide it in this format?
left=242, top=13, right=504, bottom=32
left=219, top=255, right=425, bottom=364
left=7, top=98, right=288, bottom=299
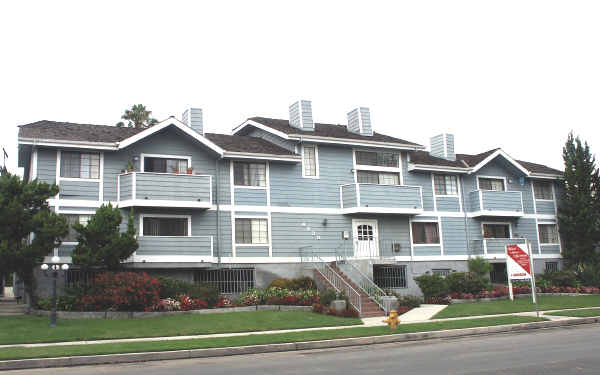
left=50, top=270, right=57, bottom=328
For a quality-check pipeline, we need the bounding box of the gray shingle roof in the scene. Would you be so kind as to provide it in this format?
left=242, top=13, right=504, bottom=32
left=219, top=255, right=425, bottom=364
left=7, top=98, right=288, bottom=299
left=18, top=120, right=297, bottom=156
left=247, top=117, right=423, bottom=147
left=409, top=149, right=562, bottom=175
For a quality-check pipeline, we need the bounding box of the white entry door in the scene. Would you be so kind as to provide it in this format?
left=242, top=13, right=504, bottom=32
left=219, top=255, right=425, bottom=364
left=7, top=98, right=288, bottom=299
left=353, top=219, right=379, bottom=258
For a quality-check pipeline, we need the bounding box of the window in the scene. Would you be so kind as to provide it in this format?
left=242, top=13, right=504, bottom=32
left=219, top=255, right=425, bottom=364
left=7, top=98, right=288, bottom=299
left=60, top=152, right=100, bottom=179
left=373, top=265, right=407, bottom=289
left=533, top=181, right=553, bottom=200
left=538, top=224, right=559, bottom=244
left=434, top=175, right=458, bottom=195
left=356, top=151, right=399, bottom=167
left=63, top=214, right=91, bottom=242
left=144, top=157, right=188, bottom=173
left=143, top=217, right=188, bottom=236
left=411, top=222, right=440, bottom=244
left=545, top=262, right=559, bottom=272
left=235, top=218, right=268, bottom=244
left=432, top=269, right=452, bottom=277
left=302, top=145, right=318, bottom=178
left=478, top=177, right=505, bottom=191
left=357, top=171, right=400, bottom=185
left=194, top=268, right=255, bottom=294
left=234, top=162, right=266, bottom=187
left=483, top=224, right=510, bottom=238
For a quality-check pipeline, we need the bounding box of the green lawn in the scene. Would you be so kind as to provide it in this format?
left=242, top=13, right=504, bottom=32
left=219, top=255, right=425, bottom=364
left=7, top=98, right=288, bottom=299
left=0, top=316, right=544, bottom=361
left=545, top=308, right=600, bottom=318
left=0, top=311, right=361, bottom=345
left=435, top=295, right=600, bottom=319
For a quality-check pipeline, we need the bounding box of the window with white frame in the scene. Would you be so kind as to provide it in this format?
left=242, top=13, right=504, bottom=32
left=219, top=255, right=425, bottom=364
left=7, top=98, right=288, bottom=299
left=302, top=145, right=318, bottom=178
left=234, top=162, right=266, bottom=187
left=63, top=214, right=91, bottom=242
left=434, top=175, right=458, bottom=195
left=144, top=157, right=188, bottom=173
left=60, top=152, right=100, bottom=179
left=538, top=224, right=559, bottom=244
left=235, top=218, right=268, bottom=244
left=355, top=151, right=399, bottom=167
left=411, top=222, right=440, bottom=244
left=533, top=181, right=553, bottom=200
left=143, top=217, right=189, bottom=236
left=478, top=177, right=505, bottom=191
left=357, top=171, right=400, bottom=185
left=483, top=223, right=510, bottom=239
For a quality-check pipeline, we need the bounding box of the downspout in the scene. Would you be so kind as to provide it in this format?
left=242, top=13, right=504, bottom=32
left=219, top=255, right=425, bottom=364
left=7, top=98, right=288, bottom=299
left=460, top=174, right=471, bottom=257
left=215, top=157, right=222, bottom=266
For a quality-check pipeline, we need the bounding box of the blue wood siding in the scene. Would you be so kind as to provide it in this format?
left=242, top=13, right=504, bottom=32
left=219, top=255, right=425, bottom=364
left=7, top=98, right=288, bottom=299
left=270, top=145, right=354, bottom=208
left=137, top=236, right=212, bottom=256
left=514, top=218, right=539, bottom=254
left=341, top=184, right=357, bottom=208
left=134, top=173, right=211, bottom=202
left=480, top=190, right=523, bottom=213
left=234, top=188, right=267, bottom=206
left=436, top=196, right=460, bottom=212
left=468, top=191, right=481, bottom=211
left=236, top=246, right=269, bottom=257
left=377, top=216, right=411, bottom=256
left=36, top=148, right=56, bottom=183
left=540, top=244, right=560, bottom=254
left=247, top=128, right=296, bottom=152
left=59, top=180, right=99, bottom=200
left=119, top=173, right=133, bottom=200
left=442, top=217, right=468, bottom=255
left=270, top=213, right=351, bottom=257
left=403, top=156, right=434, bottom=211
left=536, top=200, right=556, bottom=215
left=413, top=245, right=441, bottom=256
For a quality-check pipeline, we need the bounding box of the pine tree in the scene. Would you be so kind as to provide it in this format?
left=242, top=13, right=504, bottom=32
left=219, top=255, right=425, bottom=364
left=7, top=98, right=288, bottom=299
left=0, top=173, right=68, bottom=304
left=71, top=204, right=138, bottom=270
left=558, top=132, right=600, bottom=268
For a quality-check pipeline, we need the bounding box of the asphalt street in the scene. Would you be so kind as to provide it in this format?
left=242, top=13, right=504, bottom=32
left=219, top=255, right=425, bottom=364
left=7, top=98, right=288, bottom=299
left=7, top=324, right=600, bottom=374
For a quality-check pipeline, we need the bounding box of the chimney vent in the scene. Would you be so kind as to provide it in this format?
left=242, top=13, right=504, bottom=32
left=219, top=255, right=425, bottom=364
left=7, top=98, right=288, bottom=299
left=430, top=133, right=456, bottom=161
left=347, top=107, right=373, bottom=136
left=182, top=108, right=203, bottom=135
left=289, top=100, right=314, bottom=131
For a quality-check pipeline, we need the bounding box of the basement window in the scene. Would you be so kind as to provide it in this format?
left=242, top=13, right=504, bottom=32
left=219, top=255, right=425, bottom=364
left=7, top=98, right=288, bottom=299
left=194, top=268, right=255, bottom=294
left=373, top=265, right=407, bottom=289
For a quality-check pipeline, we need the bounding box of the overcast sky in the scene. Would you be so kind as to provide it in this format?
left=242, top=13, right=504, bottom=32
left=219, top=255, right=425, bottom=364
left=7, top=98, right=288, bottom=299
left=1, top=1, right=598, bottom=173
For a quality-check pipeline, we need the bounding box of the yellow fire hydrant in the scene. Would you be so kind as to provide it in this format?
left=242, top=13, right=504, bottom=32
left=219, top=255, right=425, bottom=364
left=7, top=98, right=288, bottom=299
left=383, top=310, right=400, bottom=329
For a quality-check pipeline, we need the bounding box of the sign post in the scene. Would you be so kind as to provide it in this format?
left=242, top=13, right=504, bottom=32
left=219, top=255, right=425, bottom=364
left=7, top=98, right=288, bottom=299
left=506, top=242, right=538, bottom=315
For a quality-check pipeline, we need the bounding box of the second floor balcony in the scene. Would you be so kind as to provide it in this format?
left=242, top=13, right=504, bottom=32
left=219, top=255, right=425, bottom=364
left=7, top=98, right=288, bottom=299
left=118, top=172, right=212, bottom=209
left=340, top=183, right=423, bottom=215
left=468, top=190, right=524, bottom=217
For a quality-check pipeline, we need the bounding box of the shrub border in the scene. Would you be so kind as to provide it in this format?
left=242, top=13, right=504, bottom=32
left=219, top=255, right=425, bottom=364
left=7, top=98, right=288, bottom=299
left=451, top=292, right=590, bottom=304
left=29, top=305, right=312, bottom=319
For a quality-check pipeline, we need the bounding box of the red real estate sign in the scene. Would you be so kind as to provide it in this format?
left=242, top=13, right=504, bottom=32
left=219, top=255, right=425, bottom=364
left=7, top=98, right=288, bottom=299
left=506, top=244, right=531, bottom=279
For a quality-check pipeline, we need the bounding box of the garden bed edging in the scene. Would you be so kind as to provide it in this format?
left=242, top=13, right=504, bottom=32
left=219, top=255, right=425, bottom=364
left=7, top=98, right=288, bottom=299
left=30, top=305, right=312, bottom=319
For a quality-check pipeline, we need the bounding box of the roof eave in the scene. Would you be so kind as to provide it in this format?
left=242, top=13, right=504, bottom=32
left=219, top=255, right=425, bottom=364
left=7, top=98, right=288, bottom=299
left=408, top=163, right=471, bottom=174
left=18, top=137, right=119, bottom=150
left=529, top=172, right=564, bottom=180
left=223, top=151, right=301, bottom=162
left=288, top=134, right=425, bottom=150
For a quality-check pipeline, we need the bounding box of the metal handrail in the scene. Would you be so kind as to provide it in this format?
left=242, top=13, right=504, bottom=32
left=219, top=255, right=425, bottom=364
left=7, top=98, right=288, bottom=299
left=300, top=247, right=362, bottom=314
left=335, top=260, right=388, bottom=311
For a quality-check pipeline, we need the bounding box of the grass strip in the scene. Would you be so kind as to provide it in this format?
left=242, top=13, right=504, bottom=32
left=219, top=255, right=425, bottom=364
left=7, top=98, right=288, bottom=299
left=0, top=311, right=361, bottom=345
left=545, top=308, right=600, bottom=318
left=0, top=316, right=544, bottom=361
left=434, top=295, right=600, bottom=319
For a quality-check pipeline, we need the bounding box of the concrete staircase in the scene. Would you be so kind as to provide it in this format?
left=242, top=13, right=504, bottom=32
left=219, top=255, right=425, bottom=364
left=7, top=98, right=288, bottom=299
left=314, top=263, right=385, bottom=318
left=0, top=297, right=25, bottom=316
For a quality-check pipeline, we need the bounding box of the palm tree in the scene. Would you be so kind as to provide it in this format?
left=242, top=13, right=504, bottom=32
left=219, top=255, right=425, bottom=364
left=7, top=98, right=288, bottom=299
left=116, top=104, right=159, bottom=128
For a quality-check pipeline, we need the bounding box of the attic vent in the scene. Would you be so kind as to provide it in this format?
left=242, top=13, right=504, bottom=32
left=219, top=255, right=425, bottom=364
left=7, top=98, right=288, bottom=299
left=289, top=100, right=314, bottom=131
left=347, top=107, right=372, bottom=136
left=182, top=108, right=203, bottom=135
left=430, top=133, right=455, bottom=161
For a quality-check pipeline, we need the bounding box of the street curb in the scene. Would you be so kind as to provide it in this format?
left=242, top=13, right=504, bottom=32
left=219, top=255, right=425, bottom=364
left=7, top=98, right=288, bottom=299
left=1, top=317, right=599, bottom=371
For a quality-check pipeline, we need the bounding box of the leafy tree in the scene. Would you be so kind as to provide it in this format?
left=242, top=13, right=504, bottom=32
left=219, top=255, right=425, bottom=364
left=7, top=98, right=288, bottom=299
left=116, top=104, right=159, bottom=128
left=558, top=132, right=600, bottom=268
left=71, top=204, right=138, bottom=270
left=0, top=173, right=68, bottom=303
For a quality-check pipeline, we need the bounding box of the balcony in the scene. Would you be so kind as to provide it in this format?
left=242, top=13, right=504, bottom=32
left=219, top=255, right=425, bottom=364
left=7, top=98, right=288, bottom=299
left=132, top=235, right=214, bottom=262
left=118, top=172, right=212, bottom=209
left=468, top=190, right=524, bottom=217
left=340, top=183, right=423, bottom=215
left=471, top=238, right=527, bottom=255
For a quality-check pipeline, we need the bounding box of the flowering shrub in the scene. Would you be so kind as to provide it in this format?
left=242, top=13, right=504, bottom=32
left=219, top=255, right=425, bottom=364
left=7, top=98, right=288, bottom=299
left=237, top=287, right=320, bottom=306
left=78, top=272, right=161, bottom=312
left=215, top=296, right=232, bottom=308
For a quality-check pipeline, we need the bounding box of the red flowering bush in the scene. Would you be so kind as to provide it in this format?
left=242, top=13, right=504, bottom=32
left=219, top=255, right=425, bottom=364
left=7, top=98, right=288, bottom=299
left=77, top=272, right=161, bottom=312
left=215, top=296, right=232, bottom=308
